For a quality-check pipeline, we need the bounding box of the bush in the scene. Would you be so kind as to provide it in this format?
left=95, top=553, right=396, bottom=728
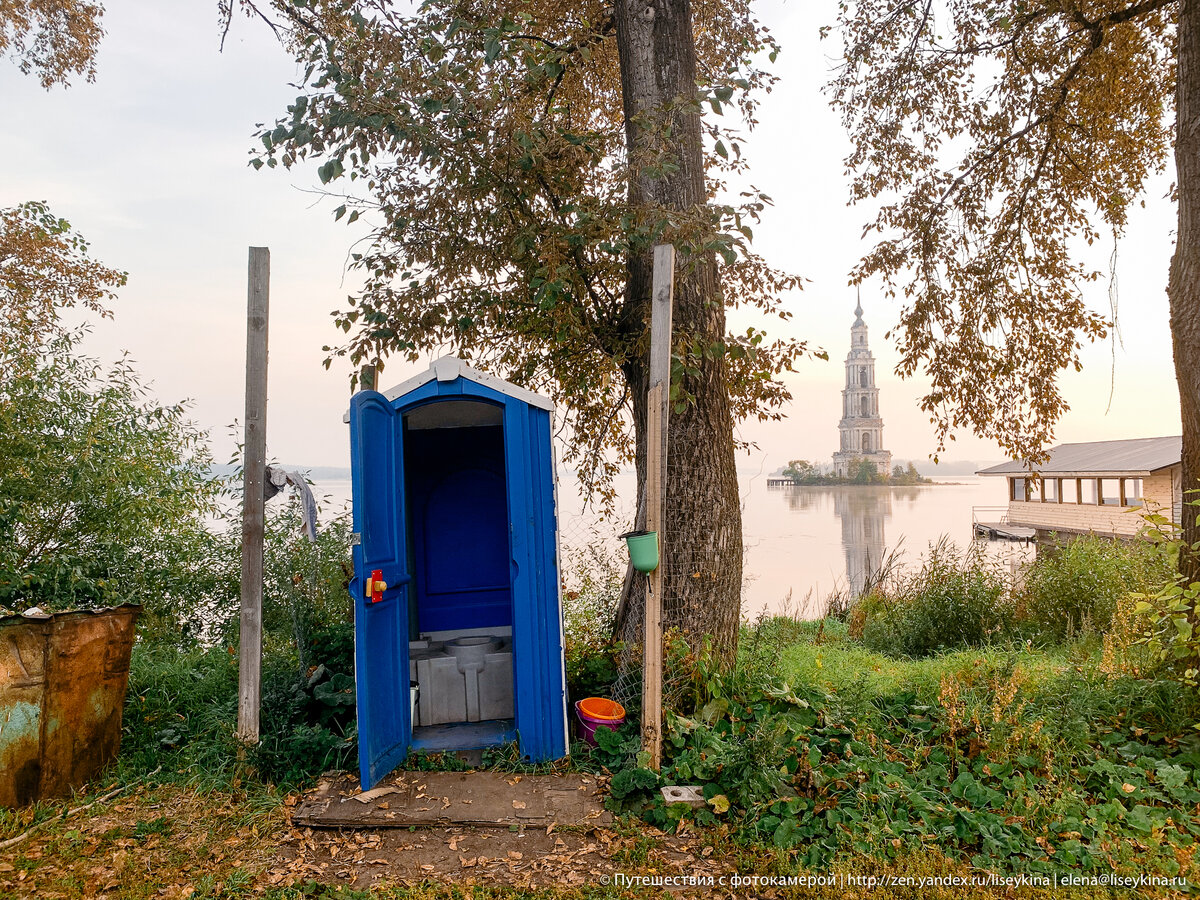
left=121, top=643, right=241, bottom=782
left=123, top=636, right=359, bottom=787
left=120, top=505, right=358, bottom=787
left=1020, top=535, right=1172, bottom=641
left=249, top=652, right=357, bottom=785
left=624, top=633, right=1200, bottom=879
left=858, top=538, right=1014, bottom=657
left=561, top=540, right=622, bottom=703
left=0, top=325, right=221, bottom=621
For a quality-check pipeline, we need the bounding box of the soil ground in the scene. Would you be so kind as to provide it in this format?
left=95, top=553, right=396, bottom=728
left=275, top=817, right=729, bottom=892
left=0, top=781, right=1184, bottom=899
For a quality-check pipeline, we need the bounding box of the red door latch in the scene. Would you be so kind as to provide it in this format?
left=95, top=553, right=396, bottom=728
left=366, top=568, right=388, bottom=604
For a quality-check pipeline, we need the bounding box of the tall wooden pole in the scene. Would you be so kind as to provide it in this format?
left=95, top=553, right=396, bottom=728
left=238, top=247, right=270, bottom=744
left=359, top=364, right=376, bottom=393
left=643, top=244, right=674, bottom=770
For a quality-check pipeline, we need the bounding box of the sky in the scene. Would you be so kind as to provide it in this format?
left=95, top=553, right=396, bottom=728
left=0, top=0, right=1183, bottom=474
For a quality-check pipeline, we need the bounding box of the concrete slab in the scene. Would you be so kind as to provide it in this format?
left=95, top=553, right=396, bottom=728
left=292, top=771, right=613, bottom=830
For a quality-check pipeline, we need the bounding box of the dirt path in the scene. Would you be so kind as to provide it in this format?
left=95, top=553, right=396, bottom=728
left=272, top=811, right=732, bottom=893
left=0, top=783, right=735, bottom=898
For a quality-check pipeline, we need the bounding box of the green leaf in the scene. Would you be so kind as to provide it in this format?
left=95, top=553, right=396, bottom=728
left=707, top=794, right=730, bottom=814
left=609, top=767, right=658, bottom=799
left=318, top=159, right=344, bottom=184
left=773, top=818, right=799, bottom=848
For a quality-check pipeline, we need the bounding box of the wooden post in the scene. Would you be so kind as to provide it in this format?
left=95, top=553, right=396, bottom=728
left=359, top=364, right=376, bottom=393
left=238, top=247, right=270, bottom=744
left=643, top=244, right=674, bottom=770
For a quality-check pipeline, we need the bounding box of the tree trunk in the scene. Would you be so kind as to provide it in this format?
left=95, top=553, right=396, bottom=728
left=613, top=0, right=743, bottom=665
left=1172, top=0, right=1200, bottom=583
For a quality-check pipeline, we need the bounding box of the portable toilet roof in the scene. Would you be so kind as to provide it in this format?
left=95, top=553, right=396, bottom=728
left=346, top=356, right=568, bottom=789
left=342, top=356, right=553, bottom=422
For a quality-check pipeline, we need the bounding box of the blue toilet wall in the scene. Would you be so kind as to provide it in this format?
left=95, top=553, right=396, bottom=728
left=405, top=425, right=512, bottom=634
left=349, top=374, right=568, bottom=790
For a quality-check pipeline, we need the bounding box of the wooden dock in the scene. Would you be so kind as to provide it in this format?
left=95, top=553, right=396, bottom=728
left=973, top=521, right=1036, bottom=543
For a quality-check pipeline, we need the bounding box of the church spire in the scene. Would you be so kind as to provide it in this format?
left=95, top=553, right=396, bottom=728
left=853, top=287, right=864, bottom=327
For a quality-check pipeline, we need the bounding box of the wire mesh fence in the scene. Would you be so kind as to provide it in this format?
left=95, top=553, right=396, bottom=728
left=552, top=416, right=744, bottom=714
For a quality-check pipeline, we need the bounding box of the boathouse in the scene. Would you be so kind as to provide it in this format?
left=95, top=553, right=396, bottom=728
left=976, top=436, right=1183, bottom=543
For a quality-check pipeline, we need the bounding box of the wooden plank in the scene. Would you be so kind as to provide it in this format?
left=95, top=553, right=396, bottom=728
left=292, top=771, right=612, bottom=829
left=359, top=363, right=376, bottom=393
left=649, top=244, right=675, bottom=392
left=642, top=243, right=674, bottom=771
left=238, top=247, right=270, bottom=744
left=643, top=384, right=664, bottom=770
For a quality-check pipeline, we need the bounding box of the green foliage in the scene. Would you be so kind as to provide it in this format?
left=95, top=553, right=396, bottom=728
left=851, top=531, right=1182, bottom=659
left=890, top=461, right=932, bottom=485
left=307, top=622, right=355, bottom=680
left=852, top=458, right=879, bottom=484
left=120, top=643, right=241, bottom=783
left=857, top=539, right=1013, bottom=657
left=0, top=323, right=220, bottom=622
left=634, top=628, right=1200, bottom=881
left=561, top=541, right=621, bottom=703
left=249, top=653, right=357, bottom=785
left=250, top=0, right=809, bottom=499
left=120, top=507, right=358, bottom=787
left=1021, top=535, right=1172, bottom=642
left=1136, top=577, right=1200, bottom=693
left=0, top=205, right=219, bottom=624
left=781, top=457, right=918, bottom=485
left=192, top=494, right=354, bottom=652
left=1130, top=507, right=1200, bottom=698
left=781, top=459, right=822, bottom=483
left=122, top=636, right=358, bottom=788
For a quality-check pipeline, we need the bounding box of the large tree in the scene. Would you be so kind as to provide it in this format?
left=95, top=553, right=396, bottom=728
left=827, top=0, right=1199, bottom=573
left=244, top=0, right=810, bottom=661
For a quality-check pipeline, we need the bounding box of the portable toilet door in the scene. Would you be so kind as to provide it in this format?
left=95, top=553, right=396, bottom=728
left=348, top=357, right=569, bottom=790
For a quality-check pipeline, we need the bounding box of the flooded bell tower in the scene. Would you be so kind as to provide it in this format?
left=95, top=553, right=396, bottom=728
left=832, top=294, right=892, bottom=479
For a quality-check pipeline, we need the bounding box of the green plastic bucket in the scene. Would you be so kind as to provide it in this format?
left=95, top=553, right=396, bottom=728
left=620, top=529, right=659, bottom=573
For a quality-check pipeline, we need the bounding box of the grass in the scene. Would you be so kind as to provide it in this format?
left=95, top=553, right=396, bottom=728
left=7, top=571, right=1200, bottom=898
left=619, top=613, right=1200, bottom=895
left=777, top=618, right=1073, bottom=704
left=0, top=783, right=285, bottom=900
left=2, top=782, right=1178, bottom=899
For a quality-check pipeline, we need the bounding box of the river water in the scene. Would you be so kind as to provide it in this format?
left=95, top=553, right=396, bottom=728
left=307, top=472, right=1026, bottom=619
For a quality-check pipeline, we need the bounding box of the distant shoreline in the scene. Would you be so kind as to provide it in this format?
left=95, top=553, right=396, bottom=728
left=766, top=478, right=971, bottom=487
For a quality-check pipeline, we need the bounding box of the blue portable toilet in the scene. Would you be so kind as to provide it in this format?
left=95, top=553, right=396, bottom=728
left=346, top=356, right=568, bottom=789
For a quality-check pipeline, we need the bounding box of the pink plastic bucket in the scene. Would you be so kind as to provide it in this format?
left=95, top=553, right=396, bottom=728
left=575, top=697, right=626, bottom=746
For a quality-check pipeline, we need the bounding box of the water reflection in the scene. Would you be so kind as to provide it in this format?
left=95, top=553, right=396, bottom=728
left=833, top=489, right=889, bottom=597
left=777, top=487, right=926, bottom=600
left=763, top=480, right=1017, bottom=614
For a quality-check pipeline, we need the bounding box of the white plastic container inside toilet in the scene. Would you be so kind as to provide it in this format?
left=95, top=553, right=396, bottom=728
left=408, top=631, right=514, bottom=726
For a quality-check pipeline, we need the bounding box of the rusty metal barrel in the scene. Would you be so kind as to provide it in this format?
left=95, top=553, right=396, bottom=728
left=0, top=604, right=141, bottom=807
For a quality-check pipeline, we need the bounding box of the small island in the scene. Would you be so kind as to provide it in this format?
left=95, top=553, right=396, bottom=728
left=774, top=458, right=933, bottom=486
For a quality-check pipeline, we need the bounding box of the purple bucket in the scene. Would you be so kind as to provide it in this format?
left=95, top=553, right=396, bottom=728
left=575, top=697, right=626, bottom=746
